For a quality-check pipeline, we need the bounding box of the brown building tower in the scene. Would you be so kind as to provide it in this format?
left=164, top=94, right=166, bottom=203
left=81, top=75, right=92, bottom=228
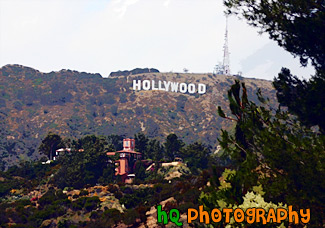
left=107, top=138, right=141, bottom=182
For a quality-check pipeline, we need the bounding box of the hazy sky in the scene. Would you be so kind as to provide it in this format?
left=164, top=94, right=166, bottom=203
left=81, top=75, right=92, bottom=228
left=0, top=0, right=315, bottom=80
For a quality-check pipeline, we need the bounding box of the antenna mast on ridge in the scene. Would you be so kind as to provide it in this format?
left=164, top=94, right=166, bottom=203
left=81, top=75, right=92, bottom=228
left=214, top=15, right=231, bottom=76
left=223, top=15, right=230, bottom=75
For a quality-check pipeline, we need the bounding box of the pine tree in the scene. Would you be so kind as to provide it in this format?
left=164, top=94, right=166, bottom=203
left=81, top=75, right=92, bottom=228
left=209, top=80, right=325, bottom=227
left=224, top=0, right=325, bottom=133
left=38, top=132, right=64, bottom=160
left=164, top=133, right=184, bottom=161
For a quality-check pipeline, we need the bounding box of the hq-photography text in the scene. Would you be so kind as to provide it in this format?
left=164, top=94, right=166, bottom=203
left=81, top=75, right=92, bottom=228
left=132, top=79, right=207, bottom=94
left=156, top=205, right=310, bottom=226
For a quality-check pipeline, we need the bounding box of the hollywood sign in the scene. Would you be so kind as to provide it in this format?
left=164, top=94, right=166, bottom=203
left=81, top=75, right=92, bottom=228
left=132, top=80, right=206, bottom=94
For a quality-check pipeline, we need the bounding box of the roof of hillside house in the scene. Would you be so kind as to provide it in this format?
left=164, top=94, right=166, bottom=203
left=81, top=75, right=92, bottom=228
left=106, top=149, right=142, bottom=156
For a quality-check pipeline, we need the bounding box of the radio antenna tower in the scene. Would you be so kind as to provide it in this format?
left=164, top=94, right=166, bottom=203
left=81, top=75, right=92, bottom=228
left=223, top=15, right=230, bottom=75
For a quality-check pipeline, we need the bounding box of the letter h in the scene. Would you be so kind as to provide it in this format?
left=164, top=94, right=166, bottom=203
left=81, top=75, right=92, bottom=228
left=157, top=205, right=168, bottom=225
left=133, top=80, right=141, bottom=90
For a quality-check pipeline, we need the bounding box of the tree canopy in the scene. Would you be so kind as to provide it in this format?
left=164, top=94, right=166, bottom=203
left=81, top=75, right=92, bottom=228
left=53, top=135, right=115, bottom=188
left=134, top=132, right=149, bottom=158
left=202, top=80, right=325, bottom=227
left=224, top=0, right=325, bottom=71
left=179, top=142, right=210, bottom=175
left=38, top=132, right=64, bottom=160
left=224, top=0, right=325, bottom=133
left=164, top=133, right=185, bottom=161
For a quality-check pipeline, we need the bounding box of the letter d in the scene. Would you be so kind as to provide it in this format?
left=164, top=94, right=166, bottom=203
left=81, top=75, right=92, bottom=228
left=198, top=84, right=206, bottom=94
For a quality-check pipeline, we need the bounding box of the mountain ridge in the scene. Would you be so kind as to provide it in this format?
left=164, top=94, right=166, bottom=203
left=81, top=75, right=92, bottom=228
left=0, top=64, right=276, bottom=169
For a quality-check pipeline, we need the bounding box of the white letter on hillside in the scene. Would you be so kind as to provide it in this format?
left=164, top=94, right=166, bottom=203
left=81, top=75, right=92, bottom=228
left=164, top=81, right=171, bottom=92
left=158, top=81, right=165, bottom=91
left=170, top=82, right=179, bottom=92
left=179, top=83, right=187, bottom=93
left=152, top=80, right=158, bottom=90
left=188, top=84, right=195, bottom=94
left=133, top=80, right=141, bottom=90
left=143, top=80, right=150, bottom=90
left=198, top=84, right=206, bottom=94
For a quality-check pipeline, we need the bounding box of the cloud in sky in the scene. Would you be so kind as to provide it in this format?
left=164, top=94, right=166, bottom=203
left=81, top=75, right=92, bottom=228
left=242, top=42, right=315, bottom=80
left=0, top=0, right=315, bottom=79
left=113, top=0, right=140, bottom=18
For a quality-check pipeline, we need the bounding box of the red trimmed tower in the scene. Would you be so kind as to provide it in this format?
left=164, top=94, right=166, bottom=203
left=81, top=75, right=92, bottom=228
left=107, top=138, right=141, bottom=182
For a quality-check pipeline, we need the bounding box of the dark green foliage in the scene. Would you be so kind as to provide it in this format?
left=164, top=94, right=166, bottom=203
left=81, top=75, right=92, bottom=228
left=0, top=177, right=22, bottom=197
left=79, top=189, right=89, bottom=196
left=98, top=163, right=116, bottom=184
left=119, top=187, right=154, bottom=209
left=0, top=161, right=51, bottom=197
left=164, top=133, right=184, bottom=161
left=76, top=135, right=106, bottom=150
left=27, top=188, right=69, bottom=226
left=177, top=201, right=196, bottom=214
left=215, top=81, right=325, bottom=227
left=38, top=188, right=68, bottom=207
left=147, top=139, right=164, bottom=162
left=103, top=208, right=122, bottom=220
left=84, top=196, right=100, bottom=211
left=0, top=204, right=9, bottom=227
left=7, top=161, right=51, bottom=184
left=71, top=196, right=100, bottom=211
left=179, top=142, right=210, bottom=175
left=0, top=157, right=211, bottom=228
left=134, top=132, right=149, bottom=154
left=57, top=219, right=71, bottom=228
left=123, top=209, right=140, bottom=226
left=15, top=199, right=32, bottom=207
left=109, top=68, right=159, bottom=77
left=273, top=68, right=325, bottom=133
left=98, top=208, right=123, bottom=227
left=107, top=134, right=123, bottom=151
left=134, top=160, right=147, bottom=181
left=225, top=0, right=325, bottom=134
left=53, top=135, right=115, bottom=188
left=38, top=132, right=64, bottom=160
left=224, top=0, right=325, bottom=71
left=222, top=3, right=325, bottom=223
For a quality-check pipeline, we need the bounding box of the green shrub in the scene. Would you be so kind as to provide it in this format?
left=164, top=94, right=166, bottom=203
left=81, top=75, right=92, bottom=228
left=79, top=189, right=88, bottom=196
left=84, top=196, right=100, bottom=211
left=123, top=209, right=139, bottom=225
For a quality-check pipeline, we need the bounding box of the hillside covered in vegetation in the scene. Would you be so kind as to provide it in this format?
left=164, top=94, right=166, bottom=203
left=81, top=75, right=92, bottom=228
left=0, top=64, right=276, bottom=169
left=1, top=0, right=325, bottom=227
